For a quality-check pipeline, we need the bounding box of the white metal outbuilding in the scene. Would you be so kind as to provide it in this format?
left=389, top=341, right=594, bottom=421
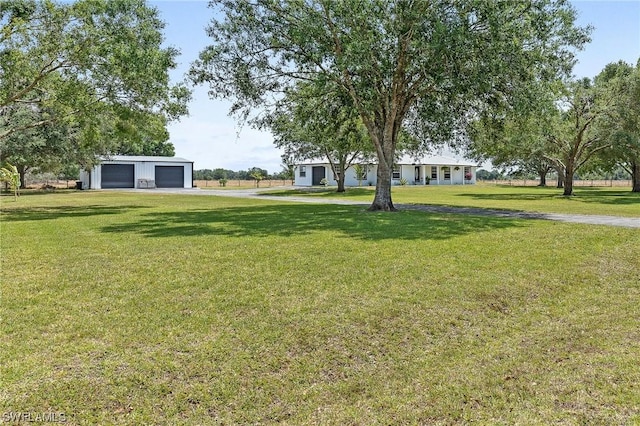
left=80, top=155, right=193, bottom=189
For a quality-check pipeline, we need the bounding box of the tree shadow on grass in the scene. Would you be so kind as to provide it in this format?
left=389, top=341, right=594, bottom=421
left=259, top=187, right=374, bottom=198
left=100, top=203, right=525, bottom=241
left=0, top=205, right=150, bottom=222
left=456, top=188, right=640, bottom=206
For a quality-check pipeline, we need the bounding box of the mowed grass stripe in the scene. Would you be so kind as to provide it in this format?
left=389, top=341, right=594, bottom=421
left=263, top=184, right=640, bottom=218
left=1, top=191, right=638, bottom=424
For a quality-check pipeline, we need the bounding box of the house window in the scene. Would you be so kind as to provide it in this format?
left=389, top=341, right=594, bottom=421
left=464, top=166, right=472, bottom=180
left=334, top=169, right=341, bottom=180
left=431, top=166, right=437, bottom=179
left=392, top=167, right=401, bottom=180
left=299, top=166, right=306, bottom=177
left=443, top=167, right=451, bottom=180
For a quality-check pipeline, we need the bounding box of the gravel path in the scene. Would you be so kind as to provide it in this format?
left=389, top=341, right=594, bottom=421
left=125, top=187, right=640, bottom=229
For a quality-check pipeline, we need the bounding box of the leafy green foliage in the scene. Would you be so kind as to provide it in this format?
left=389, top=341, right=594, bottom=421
left=353, top=164, right=367, bottom=187
left=249, top=169, right=264, bottom=187
left=543, top=78, right=619, bottom=195
left=594, top=60, right=640, bottom=191
left=191, top=0, right=590, bottom=210
left=265, top=81, right=372, bottom=192
left=0, top=0, right=189, bottom=168
left=0, top=162, right=20, bottom=199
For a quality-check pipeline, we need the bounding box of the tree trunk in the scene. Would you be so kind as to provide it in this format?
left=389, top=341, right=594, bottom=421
left=554, top=166, right=564, bottom=188
left=336, top=163, right=346, bottom=193
left=538, top=171, right=547, bottom=187
left=563, top=165, right=574, bottom=196
left=369, top=161, right=395, bottom=211
left=632, top=161, right=640, bottom=193
left=18, top=165, right=27, bottom=189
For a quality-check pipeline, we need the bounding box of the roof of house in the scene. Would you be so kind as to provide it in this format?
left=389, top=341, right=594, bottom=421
left=396, top=154, right=477, bottom=167
left=101, top=155, right=192, bottom=163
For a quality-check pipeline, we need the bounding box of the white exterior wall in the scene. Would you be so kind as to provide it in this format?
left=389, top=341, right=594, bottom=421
left=293, top=163, right=477, bottom=187
left=294, top=165, right=314, bottom=186
left=332, top=165, right=377, bottom=187
left=393, top=165, right=476, bottom=185
left=79, top=169, right=90, bottom=189
left=295, top=164, right=378, bottom=187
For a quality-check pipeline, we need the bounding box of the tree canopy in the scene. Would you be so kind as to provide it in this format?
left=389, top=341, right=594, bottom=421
left=595, top=60, right=640, bottom=192
left=265, top=81, right=372, bottom=192
left=468, top=60, right=639, bottom=195
left=0, top=0, right=189, bottom=175
left=191, top=0, right=590, bottom=210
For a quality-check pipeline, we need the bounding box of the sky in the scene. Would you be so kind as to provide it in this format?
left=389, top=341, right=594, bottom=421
left=151, top=0, right=640, bottom=173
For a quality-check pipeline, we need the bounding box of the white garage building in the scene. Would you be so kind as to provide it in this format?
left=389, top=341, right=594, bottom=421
left=80, top=155, right=193, bottom=189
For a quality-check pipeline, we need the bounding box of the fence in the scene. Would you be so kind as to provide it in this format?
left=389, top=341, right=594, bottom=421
left=194, top=179, right=294, bottom=188
left=482, top=179, right=632, bottom=187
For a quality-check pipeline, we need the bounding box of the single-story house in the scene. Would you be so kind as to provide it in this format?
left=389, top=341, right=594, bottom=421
left=294, top=155, right=478, bottom=187
left=79, top=155, right=194, bottom=189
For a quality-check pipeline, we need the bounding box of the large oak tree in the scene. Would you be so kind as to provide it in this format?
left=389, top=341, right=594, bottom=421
left=595, top=60, right=640, bottom=192
left=0, top=0, right=189, bottom=142
left=190, top=0, right=589, bottom=210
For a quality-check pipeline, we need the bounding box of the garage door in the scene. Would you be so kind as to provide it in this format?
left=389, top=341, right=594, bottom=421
left=101, top=164, right=134, bottom=188
left=155, top=166, right=184, bottom=188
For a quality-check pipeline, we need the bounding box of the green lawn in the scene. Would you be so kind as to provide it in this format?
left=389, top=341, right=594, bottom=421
left=264, top=184, right=640, bottom=217
left=1, top=190, right=639, bottom=424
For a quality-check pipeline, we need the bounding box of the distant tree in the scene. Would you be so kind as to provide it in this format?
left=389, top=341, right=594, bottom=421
left=266, top=82, right=372, bottom=192
left=467, top=84, right=559, bottom=188
left=476, top=169, right=505, bottom=181
left=280, top=163, right=295, bottom=185
left=58, top=164, right=80, bottom=182
left=594, top=60, right=640, bottom=192
left=235, top=170, right=249, bottom=180
left=543, top=78, right=618, bottom=195
left=353, top=164, right=367, bottom=187
left=210, top=168, right=227, bottom=180
left=249, top=168, right=265, bottom=187
left=194, top=169, right=213, bottom=181
left=268, top=163, right=294, bottom=183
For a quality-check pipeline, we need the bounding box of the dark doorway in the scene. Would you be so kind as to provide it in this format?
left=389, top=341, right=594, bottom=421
left=101, top=164, right=134, bottom=188
left=312, top=166, right=326, bottom=185
left=155, top=166, right=185, bottom=188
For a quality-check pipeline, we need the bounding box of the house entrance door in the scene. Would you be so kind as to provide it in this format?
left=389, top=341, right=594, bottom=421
left=312, top=166, right=326, bottom=185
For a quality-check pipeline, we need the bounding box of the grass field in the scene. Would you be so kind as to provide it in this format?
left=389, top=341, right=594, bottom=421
left=264, top=184, right=640, bottom=218
left=1, top=188, right=639, bottom=425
